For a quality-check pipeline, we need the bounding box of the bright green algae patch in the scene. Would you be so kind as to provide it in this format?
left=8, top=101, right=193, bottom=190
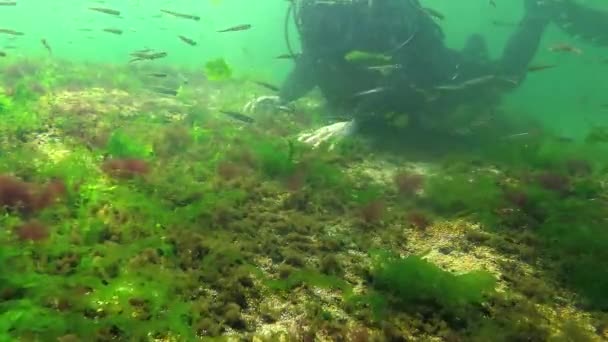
left=371, top=251, right=496, bottom=312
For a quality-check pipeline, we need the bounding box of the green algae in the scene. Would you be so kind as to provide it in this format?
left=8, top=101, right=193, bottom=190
left=424, top=171, right=502, bottom=223
left=371, top=251, right=496, bottom=313
left=204, top=58, right=233, bottom=81
left=253, top=139, right=295, bottom=178
left=0, top=92, right=13, bottom=113
left=106, top=129, right=152, bottom=159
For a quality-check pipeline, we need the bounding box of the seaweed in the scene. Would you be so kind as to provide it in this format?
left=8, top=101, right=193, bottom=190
left=424, top=172, right=502, bottom=226
left=0, top=57, right=605, bottom=341
left=203, top=58, right=233, bottom=81
left=105, top=129, right=152, bottom=159
left=252, top=139, right=295, bottom=178
left=370, top=250, right=496, bottom=314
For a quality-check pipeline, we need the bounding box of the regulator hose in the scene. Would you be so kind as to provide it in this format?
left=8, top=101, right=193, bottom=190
left=284, top=0, right=302, bottom=59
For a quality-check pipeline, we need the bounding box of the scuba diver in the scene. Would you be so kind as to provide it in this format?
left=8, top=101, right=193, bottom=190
left=245, top=0, right=608, bottom=147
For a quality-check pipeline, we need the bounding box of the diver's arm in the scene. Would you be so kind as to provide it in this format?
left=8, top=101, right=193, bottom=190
left=243, top=55, right=317, bottom=113
left=279, top=54, right=317, bottom=103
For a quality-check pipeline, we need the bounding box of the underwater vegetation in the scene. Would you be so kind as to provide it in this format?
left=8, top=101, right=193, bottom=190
left=422, top=139, right=608, bottom=313
left=370, top=251, right=496, bottom=315
left=0, top=58, right=606, bottom=341
left=203, top=58, right=233, bottom=82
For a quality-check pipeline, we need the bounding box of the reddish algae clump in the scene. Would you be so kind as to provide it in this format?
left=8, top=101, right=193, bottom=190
left=102, top=158, right=150, bottom=179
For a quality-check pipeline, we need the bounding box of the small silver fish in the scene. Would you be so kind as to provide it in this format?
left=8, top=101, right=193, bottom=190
left=353, top=87, right=387, bottom=97
left=217, top=24, right=252, bottom=33
left=160, top=9, right=200, bottom=21
left=502, top=132, right=530, bottom=140
left=435, top=75, right=496, bottom=91
left=253, top=81, right=279, bottom=92
left=366, top=64, right=402, bottom=75
left=220, top=110, right=255, bottom=123
left=151, top=87, right=178, bottom=96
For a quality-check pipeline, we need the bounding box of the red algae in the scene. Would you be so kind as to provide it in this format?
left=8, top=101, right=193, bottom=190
left=536, top=172, right=570, bottom=194
left=406, top=210, right=432, bottom=229
left=0, top=175, right=67, bottom=214
left=394, top=171, right=424, bottom=196
left=217, top=161, right=242, bottom=181
left=36, top=178, right=67, bottom=210
left=504, top=189, right=529, bottom=208
left=284, top=168, right=307, bottom=192
left=102, top=158, right=150, bottom=179
left=565, top=159, right=592, bottom=177
left=15, top=220, right=50, bottom=242
left=0, top=175, right=36, bottom=213
left=359, top=199, right=385, bottom=224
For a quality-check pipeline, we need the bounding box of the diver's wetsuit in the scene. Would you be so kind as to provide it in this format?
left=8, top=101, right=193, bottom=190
left=279, top=0, right=608, bottom=124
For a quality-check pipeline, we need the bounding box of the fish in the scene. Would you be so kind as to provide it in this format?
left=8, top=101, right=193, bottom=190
left=147, top=73, right=167, bottom=78
left=491, top=20, right=517, bottom=27
left=387, top=32, right=417, bottom=54
left=89, top=7, right=121, bottom=16
left=132, top=48, right=153, bottom=54
left=275, top=53, right=300, bottom=59
left=527, top=64, right=557, bottom=72
left=548, top=43, right=583, bottom=55
left=160, top=9, right=200, bottom=21
left=130, top=50, right=165, bottom=58
left=0, top=28, right=24, bottom=36
left=220, top=110, right=255, bottom=123
left=0, top=51, right=6, bottom=57
left=277, top=105, right=295, bottom=114
left=366, top=64, right=402, bottom=75
left=103, top=28, right=123, bottom=35
left=253, top=81, right=279, bottom=92
left=366, top=64, right=402, bottom=71
left=0, top=1, right=17, bottom=5
left=422, top=7, right=445, bottom=21
left=178, top=35, right=197, bottom=46
left=217, top=24, right=252, bottom=33
left=501, top=132, right=530, bottom=140
left=353, top=87, right=387, bottom=97
left=129, top=51, right=167, bottom=63
left=41, top=39, right=52, bottom=54
left=489, top=0, right=496, bottom=8
left=435, top=75, right=496, bottom=91
left=555, top=136, right=574, bottom=143
left=150, top=87, right=178, bottom=96
left=345, top=50, right=392, bottom=64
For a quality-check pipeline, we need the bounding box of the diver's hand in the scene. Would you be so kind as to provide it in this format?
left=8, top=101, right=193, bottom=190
left=297, top=120, right=356, bottom=149
left=243, top=95, right=281, bottom=113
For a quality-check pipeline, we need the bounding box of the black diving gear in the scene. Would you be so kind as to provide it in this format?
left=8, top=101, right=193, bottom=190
left=279, top=0, right=608, bottom=125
